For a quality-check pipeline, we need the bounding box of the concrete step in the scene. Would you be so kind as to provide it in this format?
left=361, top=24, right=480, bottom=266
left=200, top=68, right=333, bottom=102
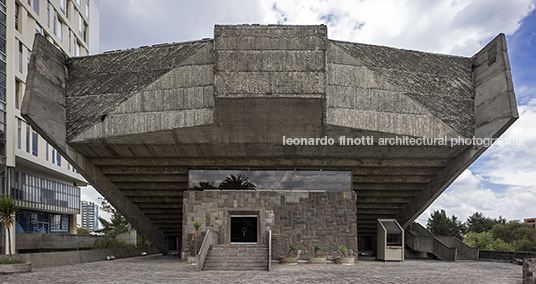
left=205, top=257, right=268, bottom=264
left=204, top=262, right=267, bottom=267
left=202, top=244, right=269, bottom=271
left=203, top=266, right=268, bottom=271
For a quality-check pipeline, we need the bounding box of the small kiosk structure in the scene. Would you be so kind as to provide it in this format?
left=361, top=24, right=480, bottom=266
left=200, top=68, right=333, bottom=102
left=377, top=219, right=404, bottom=261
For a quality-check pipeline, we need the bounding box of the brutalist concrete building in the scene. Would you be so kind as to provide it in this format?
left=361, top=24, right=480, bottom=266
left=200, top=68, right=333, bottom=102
left=21, top=25, right=517, bottom=262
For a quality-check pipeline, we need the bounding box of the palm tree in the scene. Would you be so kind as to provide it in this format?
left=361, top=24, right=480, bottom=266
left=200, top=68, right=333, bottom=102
left=194, top=182, right=216, bottom=190
left=0, top=196, right=21, bottom=260
left=218, top=174, right=256, bottom=190
left=192, top=221, right=202, bottom=256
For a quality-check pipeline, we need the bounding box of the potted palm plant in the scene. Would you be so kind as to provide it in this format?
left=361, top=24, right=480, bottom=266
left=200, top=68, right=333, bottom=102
left=0, top=196, right=31, bottom=273
left=335, top=245, right=355, bottom=265
left=188, top=221, right=202, bottom=264
left=308, top=243, right=326, bottom=265
left=280, top=243, right=299, bottom=265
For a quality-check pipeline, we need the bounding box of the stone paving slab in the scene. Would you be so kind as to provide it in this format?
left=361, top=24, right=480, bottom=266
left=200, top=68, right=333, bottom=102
left=0, top=254, right=522, bottom=284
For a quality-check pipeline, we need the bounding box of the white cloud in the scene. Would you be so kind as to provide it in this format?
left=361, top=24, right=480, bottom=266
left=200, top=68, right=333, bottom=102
left=475, top=102, right=536, bottom=186
left=260, top=0, right=535, bottom=55
left=418, top=168, right=536, bottom=226
left=100, top=0, right=535, bottom=56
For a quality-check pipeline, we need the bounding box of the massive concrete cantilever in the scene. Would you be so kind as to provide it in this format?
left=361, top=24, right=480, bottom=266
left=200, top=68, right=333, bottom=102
left=22, top=25, right=517, bottom=253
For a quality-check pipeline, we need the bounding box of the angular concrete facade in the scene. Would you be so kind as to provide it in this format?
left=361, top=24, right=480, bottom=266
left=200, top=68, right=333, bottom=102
left=21, top=25, right=518, bottom=254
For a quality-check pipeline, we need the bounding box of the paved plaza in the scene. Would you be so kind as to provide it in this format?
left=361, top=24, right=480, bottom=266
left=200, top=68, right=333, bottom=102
left=0, top=254, right=523, bottom=283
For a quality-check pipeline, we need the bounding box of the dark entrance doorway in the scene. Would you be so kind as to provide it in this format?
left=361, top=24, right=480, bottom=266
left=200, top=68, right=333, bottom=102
left=231, top=215, right=257, bottom=243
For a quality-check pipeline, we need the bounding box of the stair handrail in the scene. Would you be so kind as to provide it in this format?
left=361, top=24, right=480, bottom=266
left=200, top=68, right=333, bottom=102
left=197, top=229, right=217, bottom=272
left=268, top=230, right=272, bottom=271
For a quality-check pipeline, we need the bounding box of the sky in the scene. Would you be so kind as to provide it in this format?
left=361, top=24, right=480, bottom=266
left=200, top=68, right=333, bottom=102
left=83, top=0, right=536, bottom=227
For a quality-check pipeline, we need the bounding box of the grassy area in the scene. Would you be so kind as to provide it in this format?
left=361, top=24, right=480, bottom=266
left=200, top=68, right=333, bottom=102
left=0, top=258, right=26, bottom=264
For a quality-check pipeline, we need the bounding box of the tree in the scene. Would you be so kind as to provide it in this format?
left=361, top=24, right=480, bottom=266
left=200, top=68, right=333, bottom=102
left=0, top=196, right=20, bottom=260
left=96, top=212, right=128, bottom=236
left=77, top=226, right=91, bottom=235
left=466, top=212, right=507, bottom=233
left=192, top=221, right=202, bottom=256
left=218, top=173, right=256, bottom=190
left=194, top=182, right=216, bottom=190
left=96, top=198, right=151, bottom=248
left=464, top=231, right=514, bottom=251
left=427, top=209, right=466, bottom=240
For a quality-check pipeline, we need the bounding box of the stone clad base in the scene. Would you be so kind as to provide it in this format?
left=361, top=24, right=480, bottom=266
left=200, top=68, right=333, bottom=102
left=183, top=190, right=357, bottom=259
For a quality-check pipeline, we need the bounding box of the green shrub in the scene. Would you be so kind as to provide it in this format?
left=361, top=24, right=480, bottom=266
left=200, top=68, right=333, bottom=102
left=288, top=244, right=298, bottom=257
left=313, top=243, right=322, bottom=257
left=92, top=237, right=135, bottom=250
left=338, top=245, right=347, bottom=257
left=0, top=258, right=25, bottom=264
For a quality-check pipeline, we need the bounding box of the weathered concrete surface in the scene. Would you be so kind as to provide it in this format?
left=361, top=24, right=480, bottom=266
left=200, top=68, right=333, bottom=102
left=21, top=35, right=169, bottom=254
left=16, top=233, right=109, bottom=251
left=21, top=25, right=518, bottom=253
left=15, top=247, right=159, bottom=268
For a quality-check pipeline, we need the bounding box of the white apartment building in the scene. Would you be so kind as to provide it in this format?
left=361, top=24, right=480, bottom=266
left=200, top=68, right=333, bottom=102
left=1, top=0, right=99, bottom=254
left=80, top=200, right=98, bottom=232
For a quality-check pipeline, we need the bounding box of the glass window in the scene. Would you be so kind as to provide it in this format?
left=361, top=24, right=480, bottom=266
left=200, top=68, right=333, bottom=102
left=56, top=151, right=61, bottom=166
left=32, top=130, right=38, bottom=156
left=27, top=50, right=31, bottom=71
left=52, top=148, right=55, bottom=163
left=17, top=119, right=21, bottom=149
left=26, top=124, right=30, bottom=153
left=0, top=37, right=5, bottom=54
left=18, top=42, right=23, bottom=73
left=47, top=2, right=50, bottom=27
left=68, top=30, right=71, bottom=52
left=53, top=10, right=57, bottom=35
left=82, top=23, right=87, bottom=42
left=66, top=0, right=69, bottom=18
left=33, top=0, right=39, bottom=15
left=57, top=19, right=62, bottom=41
left=85, top=0, right=89, bottom=18
left=78, top=14, right=83, bottom=37
left=15, top=3, right=20, bottom=31
left=15, top=81, right=20, bottom=109
left=60, top=0, right=65, bottom=13
left=46, top=142, right=49, bottom=160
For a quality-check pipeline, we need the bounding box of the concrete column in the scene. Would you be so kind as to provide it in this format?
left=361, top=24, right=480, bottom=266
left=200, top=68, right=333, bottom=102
left=70, top=214, right=77, bottom=234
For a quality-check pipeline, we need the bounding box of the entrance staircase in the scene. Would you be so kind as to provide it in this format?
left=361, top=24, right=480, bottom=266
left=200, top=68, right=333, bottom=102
left=202, top=244, right=269, bottom=271
left=405, top=223, right=479, bottom=261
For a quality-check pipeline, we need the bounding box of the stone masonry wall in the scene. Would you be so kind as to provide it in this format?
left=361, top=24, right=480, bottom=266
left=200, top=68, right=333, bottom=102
left=182, top=190, right=357, bottom=259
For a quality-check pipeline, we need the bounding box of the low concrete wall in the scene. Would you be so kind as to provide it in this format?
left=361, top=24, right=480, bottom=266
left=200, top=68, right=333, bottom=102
left=15, top=247, right=160, bottom=268
left=16, top=233, right=111, bottom=251
left=479, top=250, right=536, bottom=263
